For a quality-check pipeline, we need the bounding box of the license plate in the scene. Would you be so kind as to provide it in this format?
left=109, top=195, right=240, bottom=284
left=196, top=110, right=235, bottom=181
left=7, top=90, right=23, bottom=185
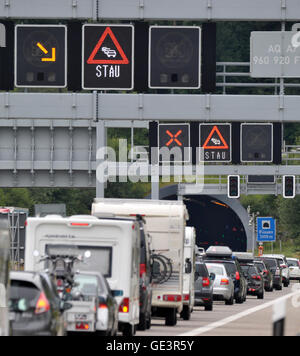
left=75, top=314, right=88, bottom=321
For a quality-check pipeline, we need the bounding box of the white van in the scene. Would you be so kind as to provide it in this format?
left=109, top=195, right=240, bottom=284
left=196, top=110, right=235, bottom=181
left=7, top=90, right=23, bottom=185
left=24, top=215, right=140, bottom=336
left=92, top=198, right=189, bottom=327
left=181, top=226, right=196, bottom=321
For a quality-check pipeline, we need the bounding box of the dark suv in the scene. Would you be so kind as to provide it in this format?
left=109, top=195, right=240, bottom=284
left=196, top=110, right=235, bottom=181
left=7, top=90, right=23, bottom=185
left=257, top=257, right=283, bottom=291
left=204, top=246, right=247, bottom=304
left=9, top=271, right=71, bottom=336
left=240, top=263, right=264, bottom=299
left=194, top=261, right=214, bottom=311
left=254, top=259, right=273, bottom=292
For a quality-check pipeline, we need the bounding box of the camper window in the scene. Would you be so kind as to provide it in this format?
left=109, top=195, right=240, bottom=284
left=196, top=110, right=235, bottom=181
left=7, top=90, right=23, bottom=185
left=45, top=245, right=113, bottom=278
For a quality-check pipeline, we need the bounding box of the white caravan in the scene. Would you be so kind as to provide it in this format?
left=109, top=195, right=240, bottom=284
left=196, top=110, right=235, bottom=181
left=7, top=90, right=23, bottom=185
left=92, top=198, right=189, bottom=326
left=24, top=215, right=140, bottom=336
left=0, top=216, right=10, bottom=336
left=181, top=226, right=196, bottom=321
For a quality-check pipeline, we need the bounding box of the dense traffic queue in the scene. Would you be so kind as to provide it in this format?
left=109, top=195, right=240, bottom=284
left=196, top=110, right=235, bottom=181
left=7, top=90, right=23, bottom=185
left=0, top=198, right=299, bottom=336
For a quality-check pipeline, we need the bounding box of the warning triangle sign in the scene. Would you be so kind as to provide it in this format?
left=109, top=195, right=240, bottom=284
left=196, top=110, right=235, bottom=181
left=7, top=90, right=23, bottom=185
left=202, top=125, right=229, bottom=149
left=87, top=27, right=129, bottom=65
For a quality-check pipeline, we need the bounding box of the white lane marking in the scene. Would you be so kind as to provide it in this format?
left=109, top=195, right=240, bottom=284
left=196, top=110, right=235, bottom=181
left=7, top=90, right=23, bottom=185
left=179, top=289, right=300, bottom=336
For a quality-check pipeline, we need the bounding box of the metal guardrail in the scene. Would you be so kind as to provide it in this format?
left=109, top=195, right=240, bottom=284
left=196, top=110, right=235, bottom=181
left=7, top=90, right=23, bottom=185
left=216, top=62, right=300, bottom=95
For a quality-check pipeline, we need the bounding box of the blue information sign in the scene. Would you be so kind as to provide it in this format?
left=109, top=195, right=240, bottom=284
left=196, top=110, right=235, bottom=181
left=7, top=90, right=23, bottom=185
left=257, top=217, right=276, bottom=242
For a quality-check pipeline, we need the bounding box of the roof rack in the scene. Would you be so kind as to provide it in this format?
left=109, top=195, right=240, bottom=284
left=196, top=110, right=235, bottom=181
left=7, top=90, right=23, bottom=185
left=205, top=246, right=233, bottom=259
left=232, top=252, right=254, bottom=263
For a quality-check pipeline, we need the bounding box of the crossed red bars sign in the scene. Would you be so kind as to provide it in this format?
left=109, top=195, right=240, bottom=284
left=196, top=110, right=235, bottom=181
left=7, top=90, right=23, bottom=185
left=165, top=130, right=183, bottom=147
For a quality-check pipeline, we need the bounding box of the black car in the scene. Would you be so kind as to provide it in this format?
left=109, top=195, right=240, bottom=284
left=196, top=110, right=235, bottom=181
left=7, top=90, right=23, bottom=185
left=194, top=261, right=214, bottom=311
left=204, top=246, right=247, bottom=304
left=258, top=257, right=283, bottom=291
left=240, top=263, right=264, bottom=299
left=9, top=271, right=71, bottom=336
left=136, top=216, right=152, bottom=331
left=254, top=259, right=274, bottom=292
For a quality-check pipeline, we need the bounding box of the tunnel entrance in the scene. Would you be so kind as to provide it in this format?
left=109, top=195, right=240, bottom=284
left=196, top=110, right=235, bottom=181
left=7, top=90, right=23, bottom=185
left=160, top=189, right=248, bottom=252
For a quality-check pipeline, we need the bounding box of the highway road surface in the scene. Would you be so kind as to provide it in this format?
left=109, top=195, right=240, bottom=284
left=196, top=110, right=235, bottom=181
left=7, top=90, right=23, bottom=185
left=138, top=282, right=300, bottom=337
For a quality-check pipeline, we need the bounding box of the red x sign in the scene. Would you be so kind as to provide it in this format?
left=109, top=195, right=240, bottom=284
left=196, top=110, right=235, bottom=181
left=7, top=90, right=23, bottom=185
left=165, top=130, right=183, bottom=147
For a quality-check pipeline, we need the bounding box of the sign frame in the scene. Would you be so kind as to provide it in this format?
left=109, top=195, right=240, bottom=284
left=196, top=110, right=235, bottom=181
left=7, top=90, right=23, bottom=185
left=158, top=123, right=191, bottom=164
left=14, top=24, right=67, bottom=89
left=240, top=123, right=273, bottom=163
left=257, top=217, right=276, bottom=243
left=148, top=25, right=202, bottom=90
left=199, top=123, right=232, bottom=163
left=82, top=23, right=135, bottom=91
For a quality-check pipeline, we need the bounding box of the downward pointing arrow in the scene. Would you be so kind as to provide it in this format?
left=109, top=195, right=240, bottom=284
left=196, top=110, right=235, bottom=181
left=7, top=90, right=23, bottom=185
left=36, top=42, right=56, bottom=62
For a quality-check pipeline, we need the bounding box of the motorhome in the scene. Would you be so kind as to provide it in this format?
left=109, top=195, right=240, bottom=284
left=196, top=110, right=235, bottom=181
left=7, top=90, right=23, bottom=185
left=92, top=199, right=189, bottom=327
left=24, top=215, right=140, bottom=336
left=0, top=215, right=10, bottom=336
left=181, top=227, right=196, bottom=321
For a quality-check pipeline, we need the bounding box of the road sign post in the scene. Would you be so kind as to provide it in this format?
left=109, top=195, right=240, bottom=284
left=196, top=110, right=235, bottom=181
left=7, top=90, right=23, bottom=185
left=15, top=25, right=67, bottom=88
left=149, top=26, right=201, bottom=89
left=82, top=24, right=134, bottom=90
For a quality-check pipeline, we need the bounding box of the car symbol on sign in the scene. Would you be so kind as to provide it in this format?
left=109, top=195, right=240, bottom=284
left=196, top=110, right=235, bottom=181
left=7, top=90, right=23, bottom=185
left=101, top=47, right=117, bottom=58
left=211, top=138, right=221, bottom=145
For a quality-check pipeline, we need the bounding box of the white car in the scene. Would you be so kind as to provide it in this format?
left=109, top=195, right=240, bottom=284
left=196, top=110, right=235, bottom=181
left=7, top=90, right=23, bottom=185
left=205, top=263, right=235, bottom=305
left=287, top=258, right=300, bottom=282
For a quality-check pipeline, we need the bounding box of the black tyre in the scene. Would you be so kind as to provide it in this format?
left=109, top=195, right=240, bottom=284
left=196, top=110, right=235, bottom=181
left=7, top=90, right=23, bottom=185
left=165, top=308, right=177, bottom=326
left=204, top=302, right=213, bottom=311
left=180, top=305, right=191, bottom=321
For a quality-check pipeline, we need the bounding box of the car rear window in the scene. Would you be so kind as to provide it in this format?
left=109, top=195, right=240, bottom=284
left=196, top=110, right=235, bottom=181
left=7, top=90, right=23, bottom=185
left=254, top=262, right=264, bottom=272
left=206, top=264, right=225, bottom=276
left=241, top=265, right=258, bottom=275
left=262, top=258, right=277, bottom=268
left=195, top=263, right=208, bottom=277
left=73, top=274, right=105, bottom=299
left=222, top=262, right=237, bottom=275
left=10, top=280, right=40, bottom=310
left=287, top=260, right=299, bottom=267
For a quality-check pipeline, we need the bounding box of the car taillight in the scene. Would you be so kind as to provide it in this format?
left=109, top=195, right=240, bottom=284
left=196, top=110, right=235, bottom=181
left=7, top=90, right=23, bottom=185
left=298, top=261, right=300, bottom=268
left=235, top=272, right=240, bottom=281
left=35, top=292, right=50, bottom=314
left=220, top=278, right=229, bottom=285
left=252, top=275, right=261, bottom=281
left=263, top=270, right=269, bottom=275
left=99, top=303, right=108, bottom=310
left=140, top=263, right=146, bottom=278
left=119, top=298, right=130, bottom=313
left=76, top=323, right=90, bottom=330
left=163, top=294, right=182, bottom=302
left=281, top=265, right=287, bottom=269
left=202, top=277, right=210, bottom=287
left=183, top=294, right=190, bottom=301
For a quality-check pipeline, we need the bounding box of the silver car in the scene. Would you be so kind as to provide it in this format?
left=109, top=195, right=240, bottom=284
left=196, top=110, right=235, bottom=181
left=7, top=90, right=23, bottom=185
left=205, top=263, right=235, bottom=305
left=263, top=254, right=290, bottom=287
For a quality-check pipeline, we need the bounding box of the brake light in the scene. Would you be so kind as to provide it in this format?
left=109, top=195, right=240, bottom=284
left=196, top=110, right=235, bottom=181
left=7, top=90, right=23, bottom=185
left=119, top=298, right=130, bottom=313
left=281, top=265, right=287, bottom=269
left=140, top=263, right=146, bottom=278
left=235, top=272, right=240, bottom=281
left=56, top=279, right=64, bottom=287
left=183, top=294, right=190, bottom=301
left=252, top=275, right=261, bottom=281
left=99, top=303, right=108, bottom=310
left=202, top=277, right=210, bottom=287
left=70, top=222, right=90, bottom=227
left=220, top=278, right=229, bottom=285
left=76, top=323, right=90, bottom=330
left=163, top=295, right=182, bottom=302
left=35, top=292, right=50, bottom=314
left=263, top=270, right=269, bottom=275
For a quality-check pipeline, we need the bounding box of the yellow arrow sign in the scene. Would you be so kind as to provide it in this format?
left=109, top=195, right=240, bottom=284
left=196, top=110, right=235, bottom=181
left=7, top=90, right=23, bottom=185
left=36, top=42, right=56, bottom=62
